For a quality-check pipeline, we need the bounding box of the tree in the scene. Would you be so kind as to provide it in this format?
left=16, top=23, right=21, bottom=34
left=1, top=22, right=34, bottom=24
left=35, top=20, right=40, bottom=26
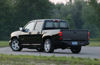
left=89, top=0, right=100, bottom=28
left=0, top=0, right=11, bottom=40
left=0, top=0, right=54, bottom=40
left=70, top=0, right=84, bottom=29
left=82, top=0, right=100, bottom=38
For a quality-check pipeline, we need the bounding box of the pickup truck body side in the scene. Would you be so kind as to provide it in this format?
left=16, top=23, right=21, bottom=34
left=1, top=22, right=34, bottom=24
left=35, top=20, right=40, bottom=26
left=10, top=19, right=89, bottom=53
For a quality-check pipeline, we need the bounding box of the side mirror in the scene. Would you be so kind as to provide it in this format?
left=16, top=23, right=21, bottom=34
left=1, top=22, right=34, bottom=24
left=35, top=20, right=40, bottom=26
left=19, top=27, right=23, bottom=31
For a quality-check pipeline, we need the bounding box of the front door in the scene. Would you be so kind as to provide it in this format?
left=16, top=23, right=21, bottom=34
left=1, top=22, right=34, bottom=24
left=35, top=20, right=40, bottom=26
left=19, top=20, right=43, bottom=46
left=19, top=21, right=36, bottom=44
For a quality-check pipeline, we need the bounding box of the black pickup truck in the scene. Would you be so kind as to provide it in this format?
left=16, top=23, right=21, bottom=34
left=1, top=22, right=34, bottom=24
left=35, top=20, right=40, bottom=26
left=9, top=19, right=89, bottom=53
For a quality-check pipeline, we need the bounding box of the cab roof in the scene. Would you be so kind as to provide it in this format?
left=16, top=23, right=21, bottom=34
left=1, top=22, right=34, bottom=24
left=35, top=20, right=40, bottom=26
left=31, top=19, right=65, bottom=22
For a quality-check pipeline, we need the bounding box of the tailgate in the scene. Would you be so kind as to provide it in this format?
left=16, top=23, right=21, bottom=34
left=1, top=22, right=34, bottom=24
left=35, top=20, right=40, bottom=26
left=61, top=29, right=88, bottom=41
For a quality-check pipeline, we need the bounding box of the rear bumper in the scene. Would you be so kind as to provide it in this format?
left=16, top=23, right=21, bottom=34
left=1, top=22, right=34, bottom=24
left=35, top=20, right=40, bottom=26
left=54, top=40, right=89, bottom=47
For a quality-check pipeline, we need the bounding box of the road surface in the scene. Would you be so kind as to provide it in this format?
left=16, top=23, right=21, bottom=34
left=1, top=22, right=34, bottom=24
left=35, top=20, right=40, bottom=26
left=0, top=46, right=100, bottom=59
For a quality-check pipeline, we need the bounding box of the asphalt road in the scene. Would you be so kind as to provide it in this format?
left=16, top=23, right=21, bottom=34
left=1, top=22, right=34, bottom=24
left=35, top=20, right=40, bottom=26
left=0, top=46, right=100, bottom=59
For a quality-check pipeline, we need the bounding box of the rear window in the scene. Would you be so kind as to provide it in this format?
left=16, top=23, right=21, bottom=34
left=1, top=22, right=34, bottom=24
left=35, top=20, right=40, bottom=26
left=45, top=20, right=69, bottom=29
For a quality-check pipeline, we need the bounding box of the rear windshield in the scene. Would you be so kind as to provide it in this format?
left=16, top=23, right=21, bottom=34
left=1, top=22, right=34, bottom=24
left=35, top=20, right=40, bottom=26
left=44, top=21, right=69, bottom=29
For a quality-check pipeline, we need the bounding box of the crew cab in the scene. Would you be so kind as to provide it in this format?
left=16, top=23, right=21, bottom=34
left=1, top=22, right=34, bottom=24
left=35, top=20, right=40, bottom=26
left=9, top=19, right=89, bottom=53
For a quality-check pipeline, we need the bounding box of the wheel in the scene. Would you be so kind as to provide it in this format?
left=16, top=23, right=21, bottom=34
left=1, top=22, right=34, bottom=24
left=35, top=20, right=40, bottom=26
left=10, top=38, right=22, bottom=51
left=36, top=48, right=44, bottom=52
left=70, top=46, right=81, bottom=54
left=44, top=39, right=54, bottom=53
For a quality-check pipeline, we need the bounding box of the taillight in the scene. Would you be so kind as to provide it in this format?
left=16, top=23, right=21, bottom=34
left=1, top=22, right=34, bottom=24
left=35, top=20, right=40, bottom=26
left=88, top=32, right=90, bottom=40
left=59, top=31, right=62, bottom=40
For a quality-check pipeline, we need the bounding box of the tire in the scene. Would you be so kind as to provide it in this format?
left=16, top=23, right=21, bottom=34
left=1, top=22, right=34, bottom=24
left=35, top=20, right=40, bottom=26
left=44, top=39, right=54, bottom=53
left=70, top=46, right=81, bottom=54
left=10, top=38, right=22, bottom=51
left=36, top=48, right=44, bottom=52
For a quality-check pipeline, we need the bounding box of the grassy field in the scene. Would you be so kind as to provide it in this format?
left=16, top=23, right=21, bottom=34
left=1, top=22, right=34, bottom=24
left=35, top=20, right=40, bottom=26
left=0, top=41, right=100, bottom=47
left=0, top=54, right=99, bottom=65
left=0, top=41, right=9, bottom=47
left=89, top=41, right=100, bottom=46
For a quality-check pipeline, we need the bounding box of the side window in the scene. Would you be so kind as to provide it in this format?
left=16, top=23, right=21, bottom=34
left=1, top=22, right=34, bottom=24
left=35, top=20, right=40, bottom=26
left=35, top=21, right=43, bottom=32
left=24, top=22, right=35, bottom=32
left=45, top=22, right=53, bottom=28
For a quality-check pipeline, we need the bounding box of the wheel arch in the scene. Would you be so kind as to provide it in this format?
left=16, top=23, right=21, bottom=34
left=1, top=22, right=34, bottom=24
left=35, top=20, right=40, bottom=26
left=11, top=36, right=18, bottom=40
left=42, top=36, right=52, bottom=43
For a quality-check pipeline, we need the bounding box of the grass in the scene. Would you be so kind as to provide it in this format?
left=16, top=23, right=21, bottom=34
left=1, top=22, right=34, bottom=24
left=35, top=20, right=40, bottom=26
left=89, top=41, right=100, bottom=47
left=0, top=40, right=100, bottom=47
left=0, top=54, right=100, bottom=65
left=0, top=41, right=9, bottom=47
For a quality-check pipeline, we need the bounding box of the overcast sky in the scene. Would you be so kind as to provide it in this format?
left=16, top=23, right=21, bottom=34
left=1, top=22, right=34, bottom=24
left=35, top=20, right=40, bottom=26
left=49, top=0, right=100, bottom=4
left=49, top=0, right=69, bottom=4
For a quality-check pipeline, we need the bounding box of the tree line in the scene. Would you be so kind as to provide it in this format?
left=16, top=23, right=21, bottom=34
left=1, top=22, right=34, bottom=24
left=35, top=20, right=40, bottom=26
left=0, top=0, right=100, bottom=40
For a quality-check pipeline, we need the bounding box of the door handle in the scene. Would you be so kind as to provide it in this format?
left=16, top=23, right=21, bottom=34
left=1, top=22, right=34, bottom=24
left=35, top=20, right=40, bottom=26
left=37, top=32, right=40, bottom=34
left=29, top=32, right=31, bottom=34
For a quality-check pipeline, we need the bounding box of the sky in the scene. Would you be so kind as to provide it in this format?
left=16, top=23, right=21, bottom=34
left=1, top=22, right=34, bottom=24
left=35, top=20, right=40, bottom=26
left=49, top=0, right=100, bottom=4
left=49, top=0, right=69, bottom=4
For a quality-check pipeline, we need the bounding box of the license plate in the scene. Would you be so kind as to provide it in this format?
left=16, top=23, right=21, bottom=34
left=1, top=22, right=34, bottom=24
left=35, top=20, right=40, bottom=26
left=72, top=42, right=78, bottom=45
